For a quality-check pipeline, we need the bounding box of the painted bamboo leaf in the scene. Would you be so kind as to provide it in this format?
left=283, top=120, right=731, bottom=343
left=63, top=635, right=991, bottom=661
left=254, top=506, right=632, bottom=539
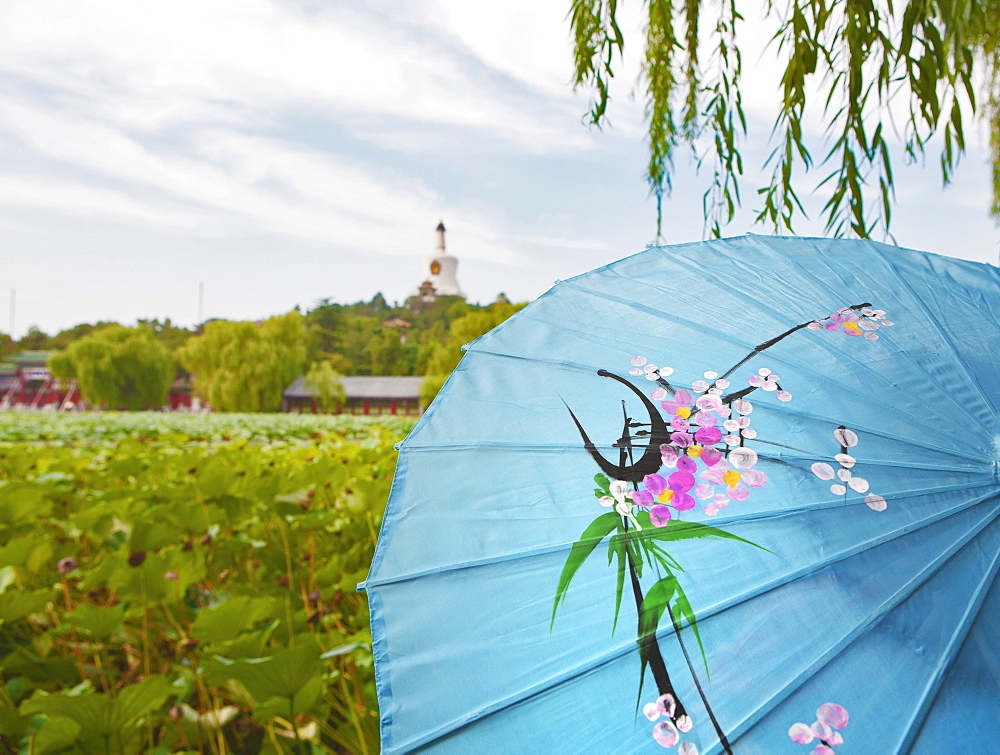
left=552, top=511, right=621, bottom=627
left=608, top=533, right=628, bottom=634
left=642, top=520, right=771, bottom=552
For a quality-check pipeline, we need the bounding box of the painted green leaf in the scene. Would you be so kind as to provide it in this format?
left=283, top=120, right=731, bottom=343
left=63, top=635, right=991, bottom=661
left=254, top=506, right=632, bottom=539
left=641, top=520, right=771, bottom=552
left=638, top=575, right=678, bottom=647
left=636, top=573, right=678, bottom=700
left=608, top=534, right=627, bottom=634
left=672, top=580, right=709, bottom=677
left=551, top=511, right=620, bottom=628
left=593, top=473, right=612, bottom=497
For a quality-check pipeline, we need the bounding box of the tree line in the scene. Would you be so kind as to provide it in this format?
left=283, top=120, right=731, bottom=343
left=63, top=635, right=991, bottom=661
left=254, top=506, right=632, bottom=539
left=2, top=294, right=525, bottom=412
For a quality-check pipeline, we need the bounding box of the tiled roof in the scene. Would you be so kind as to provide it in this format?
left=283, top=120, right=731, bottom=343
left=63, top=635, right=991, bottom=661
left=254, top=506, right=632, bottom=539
left=8, top=351, right=54, bottom=364
left=284, top=375, right=423, bottom=400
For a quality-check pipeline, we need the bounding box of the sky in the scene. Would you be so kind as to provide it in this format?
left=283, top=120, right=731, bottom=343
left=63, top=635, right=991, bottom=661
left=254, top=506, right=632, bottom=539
left=2, top=0, right=998, bottom=338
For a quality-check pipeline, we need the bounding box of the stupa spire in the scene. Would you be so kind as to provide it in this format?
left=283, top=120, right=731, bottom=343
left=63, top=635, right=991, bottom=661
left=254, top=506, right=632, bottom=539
left=412, top=220, right=464, bottom=300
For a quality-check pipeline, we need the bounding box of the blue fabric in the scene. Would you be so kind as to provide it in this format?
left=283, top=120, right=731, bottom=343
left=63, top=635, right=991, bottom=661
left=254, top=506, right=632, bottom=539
left=362, top=236, right=1000, bottom=753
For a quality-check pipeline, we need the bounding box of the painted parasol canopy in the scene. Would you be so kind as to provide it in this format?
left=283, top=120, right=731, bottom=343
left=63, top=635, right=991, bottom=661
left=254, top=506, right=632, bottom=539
left=361, top=236, right=1000, bottom=754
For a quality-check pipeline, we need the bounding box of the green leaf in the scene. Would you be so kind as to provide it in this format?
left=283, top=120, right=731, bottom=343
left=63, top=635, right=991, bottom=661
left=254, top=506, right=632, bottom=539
left=640, top=520, right=771, bottom=552
left=0, top=588, right=55, bottom=623
left=190, top=596, right=276, bottom=643
left=320, top=641, right=368, bottom=659
left=112, top=675, right=175, bottom=729
left=220, top=623, right=280, bottom=659
left=254, top=674, right=323, bottom=721
left=638, top=574, right=678, bottom=648
left=33, top=716, right=82, bottom=754
left=672, top=581, right=709, bottom=678
left=21, top=691, right=115, bottom=735
left=21, top=676, right=173, bottom=736
left=205, top=643, right=322, bottom=706
left=65, top=603, right=125, bottom=640
left=551, top=512, right=620, bottom=629
left=608, top=534, right=627, bottom=634
left=0, top=707, right=30, bottom=741
left=0, top=565, right=15, bottom=593
left=593, top=473, right=612, bottom=497
left=635, top=573, right=678, bottom=699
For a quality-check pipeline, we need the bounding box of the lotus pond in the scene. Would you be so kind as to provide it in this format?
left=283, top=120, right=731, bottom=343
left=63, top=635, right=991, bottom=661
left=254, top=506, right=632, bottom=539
left=0, top=412, right=416, bottom=754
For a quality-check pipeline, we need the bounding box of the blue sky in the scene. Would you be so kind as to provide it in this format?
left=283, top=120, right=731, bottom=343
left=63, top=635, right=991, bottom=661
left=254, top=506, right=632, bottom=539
left=2, top=0, right=997, bottom=338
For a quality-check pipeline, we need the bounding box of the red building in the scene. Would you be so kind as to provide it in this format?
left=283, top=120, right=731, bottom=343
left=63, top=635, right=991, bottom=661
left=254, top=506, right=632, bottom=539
left=0, top=351, right=80, bottom=410
left=167, top=375, right=195, bottom=410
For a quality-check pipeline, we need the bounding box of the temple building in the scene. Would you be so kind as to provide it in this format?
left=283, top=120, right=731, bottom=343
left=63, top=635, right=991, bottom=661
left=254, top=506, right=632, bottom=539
left=412, top=221, right=465, bottom=304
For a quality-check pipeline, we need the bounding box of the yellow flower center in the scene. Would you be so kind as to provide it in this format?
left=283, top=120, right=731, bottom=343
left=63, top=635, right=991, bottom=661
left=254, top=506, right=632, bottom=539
left=722, top=470, right=741, bottom=487
left=676, top=407, right=692, bottom=419
left=687, top=445, right=703, bottom=457
left=657, top=490, right=675, bottom=503
left=843, top=321, right=862, bottom=334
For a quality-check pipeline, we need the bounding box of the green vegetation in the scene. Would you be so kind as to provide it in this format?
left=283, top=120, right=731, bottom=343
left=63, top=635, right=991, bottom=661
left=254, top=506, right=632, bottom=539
left=48, top=325, right=174, bottom=411
left=571, top=0, right=1000, bottom=236
left=178, top=312, right=308, bottom=413
left=0, top=412, right=416, bottom=753
left=4, top=292, right=526, bottom=412
left=419, top=301, right=527, bottom=405
left=304, top=362, right=346, bottom=414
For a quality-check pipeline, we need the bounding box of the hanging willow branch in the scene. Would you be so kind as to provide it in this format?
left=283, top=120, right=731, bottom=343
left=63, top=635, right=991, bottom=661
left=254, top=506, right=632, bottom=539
left=570, top=0, right=1000, bottom=238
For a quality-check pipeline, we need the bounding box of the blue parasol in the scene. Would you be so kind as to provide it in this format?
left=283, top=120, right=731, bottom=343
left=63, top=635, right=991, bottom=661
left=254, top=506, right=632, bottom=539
left=361, top=236, right=1000, bottom=753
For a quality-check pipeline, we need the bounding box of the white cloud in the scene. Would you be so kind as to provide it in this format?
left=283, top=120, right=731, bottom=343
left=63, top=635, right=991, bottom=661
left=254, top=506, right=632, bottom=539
left=0, top=97, right=526, bottom=262
left=0, top=175, right=200, bottom=228
left=0, top=0, right=597, bottom=152
left=0, top=0, right=995, bottom=338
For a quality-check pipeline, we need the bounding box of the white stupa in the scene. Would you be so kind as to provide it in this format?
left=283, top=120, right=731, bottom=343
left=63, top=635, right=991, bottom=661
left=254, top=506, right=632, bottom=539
left=414, top=221, right=465, bottom=299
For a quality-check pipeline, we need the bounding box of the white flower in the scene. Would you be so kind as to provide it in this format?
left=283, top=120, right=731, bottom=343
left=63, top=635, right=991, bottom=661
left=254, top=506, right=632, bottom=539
left=600, top=480, right=642, bottom=530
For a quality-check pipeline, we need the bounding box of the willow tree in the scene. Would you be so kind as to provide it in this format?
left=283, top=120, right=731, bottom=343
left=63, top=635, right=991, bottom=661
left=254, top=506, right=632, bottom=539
left=420, top=302, right=528, bottom=406
left=305, top=360, right=347, bottom=413
left=48, top=325, right=174, bottom=410
left=571, top=0, right=1000, bottom=237
left=178, top=311, right=307, bottom=412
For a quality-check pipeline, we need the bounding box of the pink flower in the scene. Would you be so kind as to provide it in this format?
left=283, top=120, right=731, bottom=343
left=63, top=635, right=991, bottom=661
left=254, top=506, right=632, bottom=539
left=660, top=444, right=679, bottom=467
left=699, top=447, right=723, bottom=466
left=671, top=493, right=696, bottom=511
left=671, top=432, right=693, bottom=448
left=816, top=703, right=849, bottom=729
left=668, top=471, right=695, bottom=493
left=652, top=720, right=679, bottom=748
left=649, top=505, right=673, bottom=527
left=789, top=703, right=848, bottom=753
left=632, top=490, right=654, bottom=507
left=694, top=426, right=723, bottom=445
left=644, top=474, right=667, bottom=495
left=660, top=389, right=693, bottom=414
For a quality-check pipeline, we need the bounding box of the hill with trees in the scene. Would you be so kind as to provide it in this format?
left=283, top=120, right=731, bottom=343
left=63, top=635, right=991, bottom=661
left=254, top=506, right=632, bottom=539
left=2, top=293, right=527, bottom=411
